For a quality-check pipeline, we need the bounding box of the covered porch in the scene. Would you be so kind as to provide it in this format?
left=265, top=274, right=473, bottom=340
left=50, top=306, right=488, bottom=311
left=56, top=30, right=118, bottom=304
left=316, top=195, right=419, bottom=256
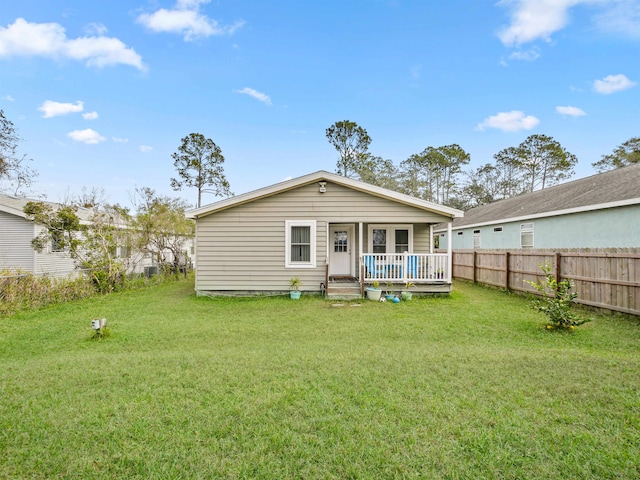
left=325, top=221, right=454, bottom=298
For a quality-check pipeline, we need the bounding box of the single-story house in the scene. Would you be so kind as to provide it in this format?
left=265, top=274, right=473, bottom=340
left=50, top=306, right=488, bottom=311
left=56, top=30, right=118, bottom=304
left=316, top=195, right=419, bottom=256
left=186, top=170, right=463, bottom=298
left=0, top=193, right=93, bottom=277
left=435, top=163, right=640, bottom=250
left=0, top=193, right=186, bottom=278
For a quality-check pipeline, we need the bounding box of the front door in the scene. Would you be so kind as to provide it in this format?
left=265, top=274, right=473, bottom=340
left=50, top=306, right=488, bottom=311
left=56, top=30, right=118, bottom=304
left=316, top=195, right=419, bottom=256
left=329, top=225, right=353, bottom=277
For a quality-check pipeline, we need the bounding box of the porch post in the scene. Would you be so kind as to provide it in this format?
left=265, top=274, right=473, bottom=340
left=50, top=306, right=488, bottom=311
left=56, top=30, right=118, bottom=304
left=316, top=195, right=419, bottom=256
left=429, top=224, right=434, bottom=253
left=358, top=222, right=363, bottom=279
left=447, top=221, right=453, bottom=282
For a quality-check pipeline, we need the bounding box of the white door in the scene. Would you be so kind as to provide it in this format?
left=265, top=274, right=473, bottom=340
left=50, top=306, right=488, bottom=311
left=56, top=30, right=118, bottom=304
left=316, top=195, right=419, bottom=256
left=329, top=225, right=353, bottom=276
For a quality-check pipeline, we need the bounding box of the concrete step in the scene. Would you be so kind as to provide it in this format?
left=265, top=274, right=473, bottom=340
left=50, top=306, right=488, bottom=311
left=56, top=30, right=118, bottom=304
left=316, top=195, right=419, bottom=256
left=326, top=282, right=362, bottom=300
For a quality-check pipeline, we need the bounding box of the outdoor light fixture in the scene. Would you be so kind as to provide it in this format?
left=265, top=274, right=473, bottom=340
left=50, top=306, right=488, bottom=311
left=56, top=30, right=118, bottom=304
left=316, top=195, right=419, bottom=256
left=319, top=182, right=326, bottom=193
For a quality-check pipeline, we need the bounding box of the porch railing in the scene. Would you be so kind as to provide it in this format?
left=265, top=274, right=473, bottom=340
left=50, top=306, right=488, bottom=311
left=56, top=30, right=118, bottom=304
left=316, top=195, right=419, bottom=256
left=360, top=253, right=450, bottom=284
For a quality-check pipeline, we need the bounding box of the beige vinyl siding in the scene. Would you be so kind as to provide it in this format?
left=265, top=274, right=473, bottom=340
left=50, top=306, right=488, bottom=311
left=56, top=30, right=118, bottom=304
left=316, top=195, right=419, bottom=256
left=0, top=211, right=35, bottom=272
left=195, top=181, right=450, bottom=292
left=413, top=224, right=431, bottom=252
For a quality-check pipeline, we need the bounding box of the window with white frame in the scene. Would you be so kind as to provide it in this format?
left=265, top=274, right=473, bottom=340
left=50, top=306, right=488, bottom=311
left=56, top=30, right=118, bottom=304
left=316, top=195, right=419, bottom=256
left=520, top=222, right=534, bottom=248
left=473, top=229, right=481, bottom=249
left=368, top=225, right=413, bottom=253
left=395, top=229, right=409, bottom=253
left=285, top=220, right=316, bottom=268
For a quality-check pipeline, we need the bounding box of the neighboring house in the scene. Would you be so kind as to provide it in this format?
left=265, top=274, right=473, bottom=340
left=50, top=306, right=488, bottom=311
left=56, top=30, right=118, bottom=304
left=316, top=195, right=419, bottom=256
left=0, top=193, right=188, bottom=277
left=435, top=163, right=640, bottom=250
left=0, top=193, right=93, bottom=277
left=186, top=171, right=463, bottom=298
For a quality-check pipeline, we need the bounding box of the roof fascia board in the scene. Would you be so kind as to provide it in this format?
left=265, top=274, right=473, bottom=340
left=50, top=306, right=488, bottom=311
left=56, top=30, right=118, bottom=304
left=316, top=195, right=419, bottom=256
left=0, top=204, right=28, bottom=218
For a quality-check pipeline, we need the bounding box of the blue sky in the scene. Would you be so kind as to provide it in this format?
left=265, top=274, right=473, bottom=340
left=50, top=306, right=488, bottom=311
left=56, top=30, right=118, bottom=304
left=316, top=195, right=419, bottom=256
left=1, top=0, right=638, bottom=208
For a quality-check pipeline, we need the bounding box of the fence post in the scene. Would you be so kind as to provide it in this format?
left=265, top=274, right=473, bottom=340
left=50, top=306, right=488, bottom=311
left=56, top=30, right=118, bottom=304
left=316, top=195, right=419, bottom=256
left=505, top=251, right=510, bottom=290
left=472, top=251, right=477, bottom=284
left=555, top=252, right=561, bottom=281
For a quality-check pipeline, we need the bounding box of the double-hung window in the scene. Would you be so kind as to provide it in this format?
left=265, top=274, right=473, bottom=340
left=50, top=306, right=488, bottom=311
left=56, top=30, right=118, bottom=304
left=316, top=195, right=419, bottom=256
left=473, top=229, right=481, bottom=249
left=520, top=223, right=534, bottom=248
left=285, top=220, right=316, bottom=268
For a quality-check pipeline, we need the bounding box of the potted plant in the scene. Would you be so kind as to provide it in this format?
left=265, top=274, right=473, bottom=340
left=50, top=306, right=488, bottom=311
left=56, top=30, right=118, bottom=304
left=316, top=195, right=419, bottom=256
left=385, top=282, right=396, bottom=301
left=366, top=280, right=382, bottom=301
left=401, top=281, right=415, bottom=301
left=289, top=277, right=302, bottom=299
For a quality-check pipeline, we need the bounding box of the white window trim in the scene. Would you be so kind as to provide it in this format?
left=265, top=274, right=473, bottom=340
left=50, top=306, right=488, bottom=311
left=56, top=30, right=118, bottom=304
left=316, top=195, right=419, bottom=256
left=473, top=229, right=481, bottom=249
left=367, top=224, right=413, bottom=253
left=285, top=220, right=317, bottom=268
left=520, top=222, right=534, bottom=248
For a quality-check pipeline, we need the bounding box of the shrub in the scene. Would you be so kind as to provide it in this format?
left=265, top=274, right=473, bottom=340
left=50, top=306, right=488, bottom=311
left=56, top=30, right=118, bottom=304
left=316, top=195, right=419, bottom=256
left=0, top=269, right=95, bottom=316
left=527, top=262, right=590, bottom=330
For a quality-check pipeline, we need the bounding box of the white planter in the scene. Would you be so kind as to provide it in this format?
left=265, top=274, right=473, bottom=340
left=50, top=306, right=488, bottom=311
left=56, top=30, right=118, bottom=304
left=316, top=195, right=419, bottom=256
left=366, top=288, right=382, bottom=301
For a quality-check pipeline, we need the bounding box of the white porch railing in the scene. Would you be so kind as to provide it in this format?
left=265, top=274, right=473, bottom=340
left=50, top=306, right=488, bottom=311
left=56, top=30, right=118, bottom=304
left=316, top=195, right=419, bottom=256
left=360, top=253, right=450, bottom=283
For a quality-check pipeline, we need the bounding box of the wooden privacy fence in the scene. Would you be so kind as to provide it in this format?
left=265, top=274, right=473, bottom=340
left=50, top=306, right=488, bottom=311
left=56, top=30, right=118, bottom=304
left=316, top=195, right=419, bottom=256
left=449, top=249, right=640, bottom=316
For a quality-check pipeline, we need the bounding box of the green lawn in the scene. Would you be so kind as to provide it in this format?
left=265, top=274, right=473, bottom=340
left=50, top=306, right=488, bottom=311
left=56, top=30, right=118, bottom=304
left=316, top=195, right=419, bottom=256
left=1, top=279, right=639, bottom=479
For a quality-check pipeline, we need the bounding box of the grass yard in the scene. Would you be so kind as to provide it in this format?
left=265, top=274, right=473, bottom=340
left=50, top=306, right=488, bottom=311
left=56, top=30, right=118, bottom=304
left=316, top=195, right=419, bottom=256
left=1, top=279, right=639, bottom=479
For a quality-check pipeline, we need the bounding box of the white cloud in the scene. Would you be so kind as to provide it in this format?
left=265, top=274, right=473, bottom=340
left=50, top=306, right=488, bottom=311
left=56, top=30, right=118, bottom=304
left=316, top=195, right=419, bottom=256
left=139, top=145, right=153, bottom=153
left=476, top=110, right=540, bottom=132
left=498, top=0, right=579, bottom=46
left=593, top=73, right=637, bottom=94
left=137, top=0, right=245, bottom=41
left=38, top=100, right=84, bottom=118
left=508, top=47, right=541, bottom=61
left=3, top=94, right=14, bottom=101
left=592, top=1, right=640, bottom=38
left=556, top=105, right=586, bottom=116
left=0, top=18, right=145, bottom=70
left=82, top=111, right=98, bottom=120
left=85, top=23, right=108, bottom=36
left=498, top=0, right=640, bottom=46
left=67, top=128, right=106, bottom=144
left=235, top=87, right=272, bottom=105
left=112, top=137, right=129, bottom=143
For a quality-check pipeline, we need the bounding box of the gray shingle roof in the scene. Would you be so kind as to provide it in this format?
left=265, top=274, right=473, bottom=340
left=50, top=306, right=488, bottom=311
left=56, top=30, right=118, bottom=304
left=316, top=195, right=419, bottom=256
left=0, top=193, right=95, bottom=222
left=447, top=163, right=640, bottom=229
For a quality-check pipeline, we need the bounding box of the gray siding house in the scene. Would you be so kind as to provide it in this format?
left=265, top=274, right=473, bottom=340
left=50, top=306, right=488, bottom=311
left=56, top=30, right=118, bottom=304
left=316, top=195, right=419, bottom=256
left=435, top=163, right=640, bottom=250
left=187, top=171, right=463, bottom=297
left=0, top=194, right=91, bottom=276
left=0, top=193, right=174, bottom=277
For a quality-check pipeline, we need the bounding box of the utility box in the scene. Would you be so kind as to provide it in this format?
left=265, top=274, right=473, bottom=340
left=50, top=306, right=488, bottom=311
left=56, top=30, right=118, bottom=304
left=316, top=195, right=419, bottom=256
left=91, top=318, right=107, bottom=330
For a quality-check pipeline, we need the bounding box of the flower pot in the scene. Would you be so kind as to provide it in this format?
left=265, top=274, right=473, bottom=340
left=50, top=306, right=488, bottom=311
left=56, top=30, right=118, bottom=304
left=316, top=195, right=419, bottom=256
left=366, top=288, right=382, bottom=301
left=290, top=290, right=301, bottom=300
left=385, top=294, right=395, bottom=301
left=401, top=291, right=413, bottom=301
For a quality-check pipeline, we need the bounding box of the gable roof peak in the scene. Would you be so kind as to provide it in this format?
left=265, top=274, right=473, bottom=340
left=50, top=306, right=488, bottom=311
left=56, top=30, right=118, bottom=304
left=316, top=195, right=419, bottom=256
left=187, top=170, right=463, bottom=219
